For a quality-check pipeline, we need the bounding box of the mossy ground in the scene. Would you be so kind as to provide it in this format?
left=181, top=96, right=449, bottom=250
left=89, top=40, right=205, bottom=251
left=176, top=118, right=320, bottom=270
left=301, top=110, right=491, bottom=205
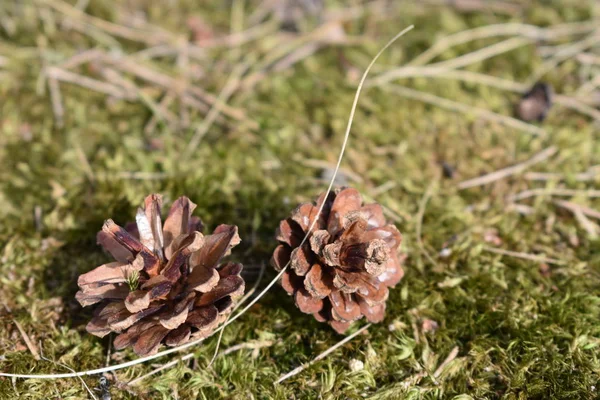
left=1, top=0, right=599, bottom=399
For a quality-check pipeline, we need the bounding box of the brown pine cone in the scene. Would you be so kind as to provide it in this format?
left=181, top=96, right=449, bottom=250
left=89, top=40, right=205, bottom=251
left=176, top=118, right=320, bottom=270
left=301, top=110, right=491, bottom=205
left=76, top=194, right=244, bottom=356
left=271, top=188, right=403, bottom=333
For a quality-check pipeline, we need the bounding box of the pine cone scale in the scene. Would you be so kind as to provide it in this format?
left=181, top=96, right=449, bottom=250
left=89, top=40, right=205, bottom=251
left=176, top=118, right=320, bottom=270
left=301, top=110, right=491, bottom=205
left=124, top=290, right=151, bottom=313
left=133, top=324, right=170, bottom=356
left=290, top=245, right=312, bottom=276
left=303, top=263, right=333, bottom=298
left=77, top=262, right=130, bottom=286
left=295, top=288, right=323, bottom=314
left=165, top=325, right=191, bottom=346
left=271, top=244, right=291, bottom=271
left=162, top=197, right=197, bottom=257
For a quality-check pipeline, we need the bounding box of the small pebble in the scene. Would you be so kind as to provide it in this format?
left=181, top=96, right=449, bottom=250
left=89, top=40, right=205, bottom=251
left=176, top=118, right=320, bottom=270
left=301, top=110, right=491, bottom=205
left=439, top=248, right=452, bottom=258
left=516, top=82, right=553, bottom=122
left=421, top=319, right=439, bottom=333
left=349, top=358, right=364, bottom=372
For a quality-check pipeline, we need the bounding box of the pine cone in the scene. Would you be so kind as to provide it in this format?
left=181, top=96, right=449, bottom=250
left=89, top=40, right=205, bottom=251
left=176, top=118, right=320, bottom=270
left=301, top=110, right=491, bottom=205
left=271, top=188, right=403, bottom=333
left=76, top=194, right=244, bottom=356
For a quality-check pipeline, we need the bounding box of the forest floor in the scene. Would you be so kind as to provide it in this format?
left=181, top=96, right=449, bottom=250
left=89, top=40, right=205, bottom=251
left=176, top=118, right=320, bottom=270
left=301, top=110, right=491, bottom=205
left=1, top=0, right=599, bottom=399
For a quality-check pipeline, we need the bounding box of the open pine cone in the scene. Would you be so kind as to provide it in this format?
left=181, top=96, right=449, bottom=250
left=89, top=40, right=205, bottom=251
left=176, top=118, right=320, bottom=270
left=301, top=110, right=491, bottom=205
left=76, top=194, right=244, bottom=356
left=271, top=188, right=403, bottom=333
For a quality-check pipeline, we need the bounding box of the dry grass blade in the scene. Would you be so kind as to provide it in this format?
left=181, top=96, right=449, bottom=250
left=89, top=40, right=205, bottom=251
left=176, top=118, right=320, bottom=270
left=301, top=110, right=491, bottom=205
left=275, top=324, right=371, bottom=384
left=13, top=320, right=40, bottom=360
left=554, top=200, right=600, bottom=220
left=433, top=346, right=460, bottom=379
left=508, top=188, right=600, bottom=202
left=416, top=183, right=438, bottom=268
left=184, top=62, right=249, bottom=157
left=483, top=246, right=565, bottom=265
left=407, top=21, right=597, bottom=67
left=527, top=31, right=600, bottom=85
left=525, top=166, right=600, bottom=182
left=38, top=0, right=170, bottom=45
left=103, top=54, right=255, bottom=127
left=374, top=37, right=533, bottom=86
left=46, top=67, right=132, bottom=99
left=47, top=76, right=64, bottom=127
left=458, top=146, right=558, bottom=190
left=572, top=209, right=600, bottom=238
left=383, top=85, right=546, bottom=137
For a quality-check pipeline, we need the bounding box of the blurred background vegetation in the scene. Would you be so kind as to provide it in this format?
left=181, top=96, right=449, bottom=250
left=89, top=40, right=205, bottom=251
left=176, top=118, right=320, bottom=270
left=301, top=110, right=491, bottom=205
left=0, top=0, right=599, bottom=398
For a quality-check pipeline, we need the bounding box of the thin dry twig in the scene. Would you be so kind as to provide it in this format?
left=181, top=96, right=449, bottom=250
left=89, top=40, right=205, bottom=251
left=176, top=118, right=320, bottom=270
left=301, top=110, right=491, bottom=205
left=275, top=324, right=371, bottom=384
left=184, top=61, right=249, bottom=157
left=297, top=158, right=364, bottom=183
left=432, top=346, right=459, bottom=380
left=527, top=31, right=600, bottom=85
left=553, top=94, right=600, bottom=122
left=104, top=55, right=255, bottom=127
left=75, top=145, right=95, bottom=183
left=483, top=246, right=565, bottom=265
left=39, top=0, right=170, bottom=45
left=114, top=171, right=170, bottom=180
left=47, top=76, right=64, bottom=127
left=207, top=262, right=266, bottom=368
left=374, top=37, right=533, bottom=86
left=416, top=183, right=438, bottom=268
left=554, top=200, right=600, bottom=220
left=46, top=66, right=131, bottom=99
left=572, top=208, right=599, bottom=238
left=144, top=93, right=176, bottom=134
left=458, top=146, right=558, bottom=190
left=13, top=320, right=40, bottom=360
left=524, top=166, right=600, bottom=182
left=407, top=21, right=598, bottom=67
left=195, top=19, right=279, bottom=48
left=220, top=339, right=275, bottom=357
left=59, top=48, right=103, bottom=69
left=508, top=188, right=600, bottom=202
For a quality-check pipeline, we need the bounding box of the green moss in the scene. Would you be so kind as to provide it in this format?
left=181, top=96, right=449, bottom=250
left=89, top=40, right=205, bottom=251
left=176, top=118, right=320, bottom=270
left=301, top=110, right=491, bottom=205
left=1, top=0, right=599, bottom=398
